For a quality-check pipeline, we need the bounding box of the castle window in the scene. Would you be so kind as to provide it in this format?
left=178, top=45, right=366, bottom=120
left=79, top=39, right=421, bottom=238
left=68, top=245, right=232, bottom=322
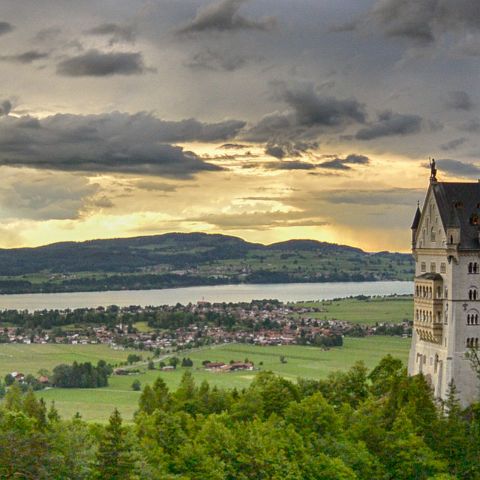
left=475, top=263, right=479, bottom=274
left=421, top=262, right=426, bottom=272
left=430, top=262, right=436, bottom=273
left=469, top=262, right=473, bottom=274
left=470, top=213, right=479, bottom=226
left=440, top=263, right=446, bottom=273
left=430, top=227, right=436, bottom=242
left=469, top=289, right=478, bottom=301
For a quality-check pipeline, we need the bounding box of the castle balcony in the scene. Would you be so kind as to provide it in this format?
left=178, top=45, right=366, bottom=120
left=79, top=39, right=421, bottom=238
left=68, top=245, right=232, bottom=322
left=413, top=322, right=443, bottom=344
left=414, top=273, right=444, bottom=344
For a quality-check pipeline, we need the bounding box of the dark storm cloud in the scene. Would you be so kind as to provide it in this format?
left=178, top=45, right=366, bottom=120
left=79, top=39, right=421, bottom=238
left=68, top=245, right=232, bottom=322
left=177, top=0, right=275, bottom=35
left=57, top=50, right=147, bottom=77
left=85, top=23, right=136, bottom=44
left=0, top=50, right=49, bottom=64
left=283, top=86, right=366, bottom=127
left=355, top=111, right=423, bottom=140
left=445, top=91, right=474, bottom=111
left=220, top=143, right=249, bottom=149
left=435, top=159, right=480, bottom=177
left=246, top=84, right=366, bottom=143
left=319, top=154, right=370, bottom=170
left=265, top=144, right=286, bottom=159
left=264, top=160, right=316, bottom=171
left=0, top=100, right=12, bottom=116
left=265, top=141, right=317, bottom=159
left=366, top=0, right=480, bottom=46
left=440, top=137, right=467, bottom=151
left=0, top=112, right=245, bottom=178
left=0, top=22, right=14, bottom=36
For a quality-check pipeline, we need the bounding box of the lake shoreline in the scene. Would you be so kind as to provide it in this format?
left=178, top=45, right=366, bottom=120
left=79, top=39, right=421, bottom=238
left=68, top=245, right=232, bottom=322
left=0, top=280, right=413, bottom=311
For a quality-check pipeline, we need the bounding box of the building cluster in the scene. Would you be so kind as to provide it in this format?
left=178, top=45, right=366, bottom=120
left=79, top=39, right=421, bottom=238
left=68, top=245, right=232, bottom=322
left=0, top=298, right=410, bottom=350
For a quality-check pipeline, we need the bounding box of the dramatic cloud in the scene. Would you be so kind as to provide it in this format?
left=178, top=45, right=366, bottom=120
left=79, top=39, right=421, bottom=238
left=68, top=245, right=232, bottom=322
left=445, top=90, right=474, bottom=111
left=265, top=141, right=317, bottom=159
left=0, top=50, right=49, bottom=64
left=85, top=23, right=136, bottom=44
left=319, top=154, right=370, bottom=170
left=435, top=159, right=480, bottom=178
left=365, top=0, right=480, bottom=46
left=0, top=100, right=12, bottom=116
left=355, top=111, right=423, bottom=140
left=0, top=21, right=14, bottom=36
left=0, top=112, right=245, bottom=178
left=283, top=86, right=366, bottom=128
left=178, top=0, right=275, bottom=34
left=57, top=50, right=148, bottom=77
left=246, top=84, right=366, bottom=143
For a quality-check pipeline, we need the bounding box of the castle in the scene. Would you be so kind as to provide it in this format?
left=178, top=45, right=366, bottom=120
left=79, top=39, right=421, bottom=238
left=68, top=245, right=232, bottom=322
left=408, top=160, right=480, bottom=406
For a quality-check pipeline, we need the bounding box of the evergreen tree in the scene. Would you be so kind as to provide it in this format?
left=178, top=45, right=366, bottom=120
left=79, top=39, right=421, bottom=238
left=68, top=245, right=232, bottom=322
left=95, top=408, right=134, bottom=479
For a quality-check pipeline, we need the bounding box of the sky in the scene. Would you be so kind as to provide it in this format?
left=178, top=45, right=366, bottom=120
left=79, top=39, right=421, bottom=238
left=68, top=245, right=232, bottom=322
left=0, top=0, right=479, bottom=252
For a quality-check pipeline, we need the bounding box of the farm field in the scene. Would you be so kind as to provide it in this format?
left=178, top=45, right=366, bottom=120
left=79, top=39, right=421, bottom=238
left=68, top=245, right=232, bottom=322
left=296, top=295, right=413, bottom=325
left=0, top=337, right=410, bottom=422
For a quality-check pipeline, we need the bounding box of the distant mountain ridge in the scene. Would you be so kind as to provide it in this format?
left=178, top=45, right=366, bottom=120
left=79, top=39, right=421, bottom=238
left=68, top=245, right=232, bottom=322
left=0, top=232, right=413, bottom=294
left=0, top=232, right=385, bottom=274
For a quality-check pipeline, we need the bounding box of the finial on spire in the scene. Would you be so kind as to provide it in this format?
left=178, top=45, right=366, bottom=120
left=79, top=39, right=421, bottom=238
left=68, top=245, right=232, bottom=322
left=430, top=157, right=437, bottom=183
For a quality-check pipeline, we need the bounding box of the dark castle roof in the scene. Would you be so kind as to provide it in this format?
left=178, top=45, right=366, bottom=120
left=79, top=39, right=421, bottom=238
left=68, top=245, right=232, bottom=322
left=411, top=206, right=421, bottom=230
left=431, top=182, right=480, bottom=250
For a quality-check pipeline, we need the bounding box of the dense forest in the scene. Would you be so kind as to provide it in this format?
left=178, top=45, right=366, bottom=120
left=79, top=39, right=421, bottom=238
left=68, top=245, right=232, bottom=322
left=0, top=232, right=413, bottom=294
left=1, top=355, right=479, bottom=479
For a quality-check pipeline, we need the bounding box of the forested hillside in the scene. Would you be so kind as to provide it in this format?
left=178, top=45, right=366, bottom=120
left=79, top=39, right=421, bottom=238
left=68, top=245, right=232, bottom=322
left=0, top=356, right=477, bottom=479
left=0, top=233, right=413, bottom=293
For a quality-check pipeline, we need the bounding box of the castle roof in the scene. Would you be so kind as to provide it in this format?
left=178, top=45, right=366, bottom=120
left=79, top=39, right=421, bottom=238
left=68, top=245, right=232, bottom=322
left=411, top=205, right=421, bottom=230
left=431, top=181, right=480, bottom=250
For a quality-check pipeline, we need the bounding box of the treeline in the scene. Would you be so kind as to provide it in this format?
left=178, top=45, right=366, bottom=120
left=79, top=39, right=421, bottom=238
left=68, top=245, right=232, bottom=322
left=51, top=360, right=112, bottom=388
left=2, top=356, right=480, bottom=479
left=0, top=271, right=390, bottom=295
left=0, top=306, right=238, bottom=331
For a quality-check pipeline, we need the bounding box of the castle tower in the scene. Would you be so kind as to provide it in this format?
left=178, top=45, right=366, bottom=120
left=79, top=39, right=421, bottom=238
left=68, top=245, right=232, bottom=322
left=408, top=160, right=480, bottom=406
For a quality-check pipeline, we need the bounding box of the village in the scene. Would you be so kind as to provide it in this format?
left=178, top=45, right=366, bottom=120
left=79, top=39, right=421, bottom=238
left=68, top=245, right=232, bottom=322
left=0, top=297, right=410, bottom=351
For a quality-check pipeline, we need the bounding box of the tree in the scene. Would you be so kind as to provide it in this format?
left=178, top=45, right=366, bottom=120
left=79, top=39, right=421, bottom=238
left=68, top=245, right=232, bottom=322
left=4, top=373, right=14, bottom=386
left=95, top=409, right=134, bottom=479
left=168, top=357, right=179, bottom=369
left=132, top=379, right=141, bottom=391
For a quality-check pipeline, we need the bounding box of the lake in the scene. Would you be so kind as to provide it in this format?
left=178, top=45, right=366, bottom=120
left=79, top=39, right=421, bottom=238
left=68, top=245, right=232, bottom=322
left=0, top=281, right=413, bottom=311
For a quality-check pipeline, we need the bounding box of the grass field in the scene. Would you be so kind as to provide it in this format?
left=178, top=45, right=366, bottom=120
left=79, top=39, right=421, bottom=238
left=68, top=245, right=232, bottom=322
left=0, top=337, right=410, bottom=422
left=296, top=296, right=413, bottom=325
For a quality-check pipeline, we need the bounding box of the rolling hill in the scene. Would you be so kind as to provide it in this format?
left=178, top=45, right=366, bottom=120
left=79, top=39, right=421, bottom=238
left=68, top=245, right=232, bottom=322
left=0, top=233, right=413, bottom=294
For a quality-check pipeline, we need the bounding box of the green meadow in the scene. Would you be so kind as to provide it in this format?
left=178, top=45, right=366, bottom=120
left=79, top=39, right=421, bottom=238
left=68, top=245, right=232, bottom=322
left=296, top=296, right=413, bottom=325
left=0, top=337, right=410, bottom=422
